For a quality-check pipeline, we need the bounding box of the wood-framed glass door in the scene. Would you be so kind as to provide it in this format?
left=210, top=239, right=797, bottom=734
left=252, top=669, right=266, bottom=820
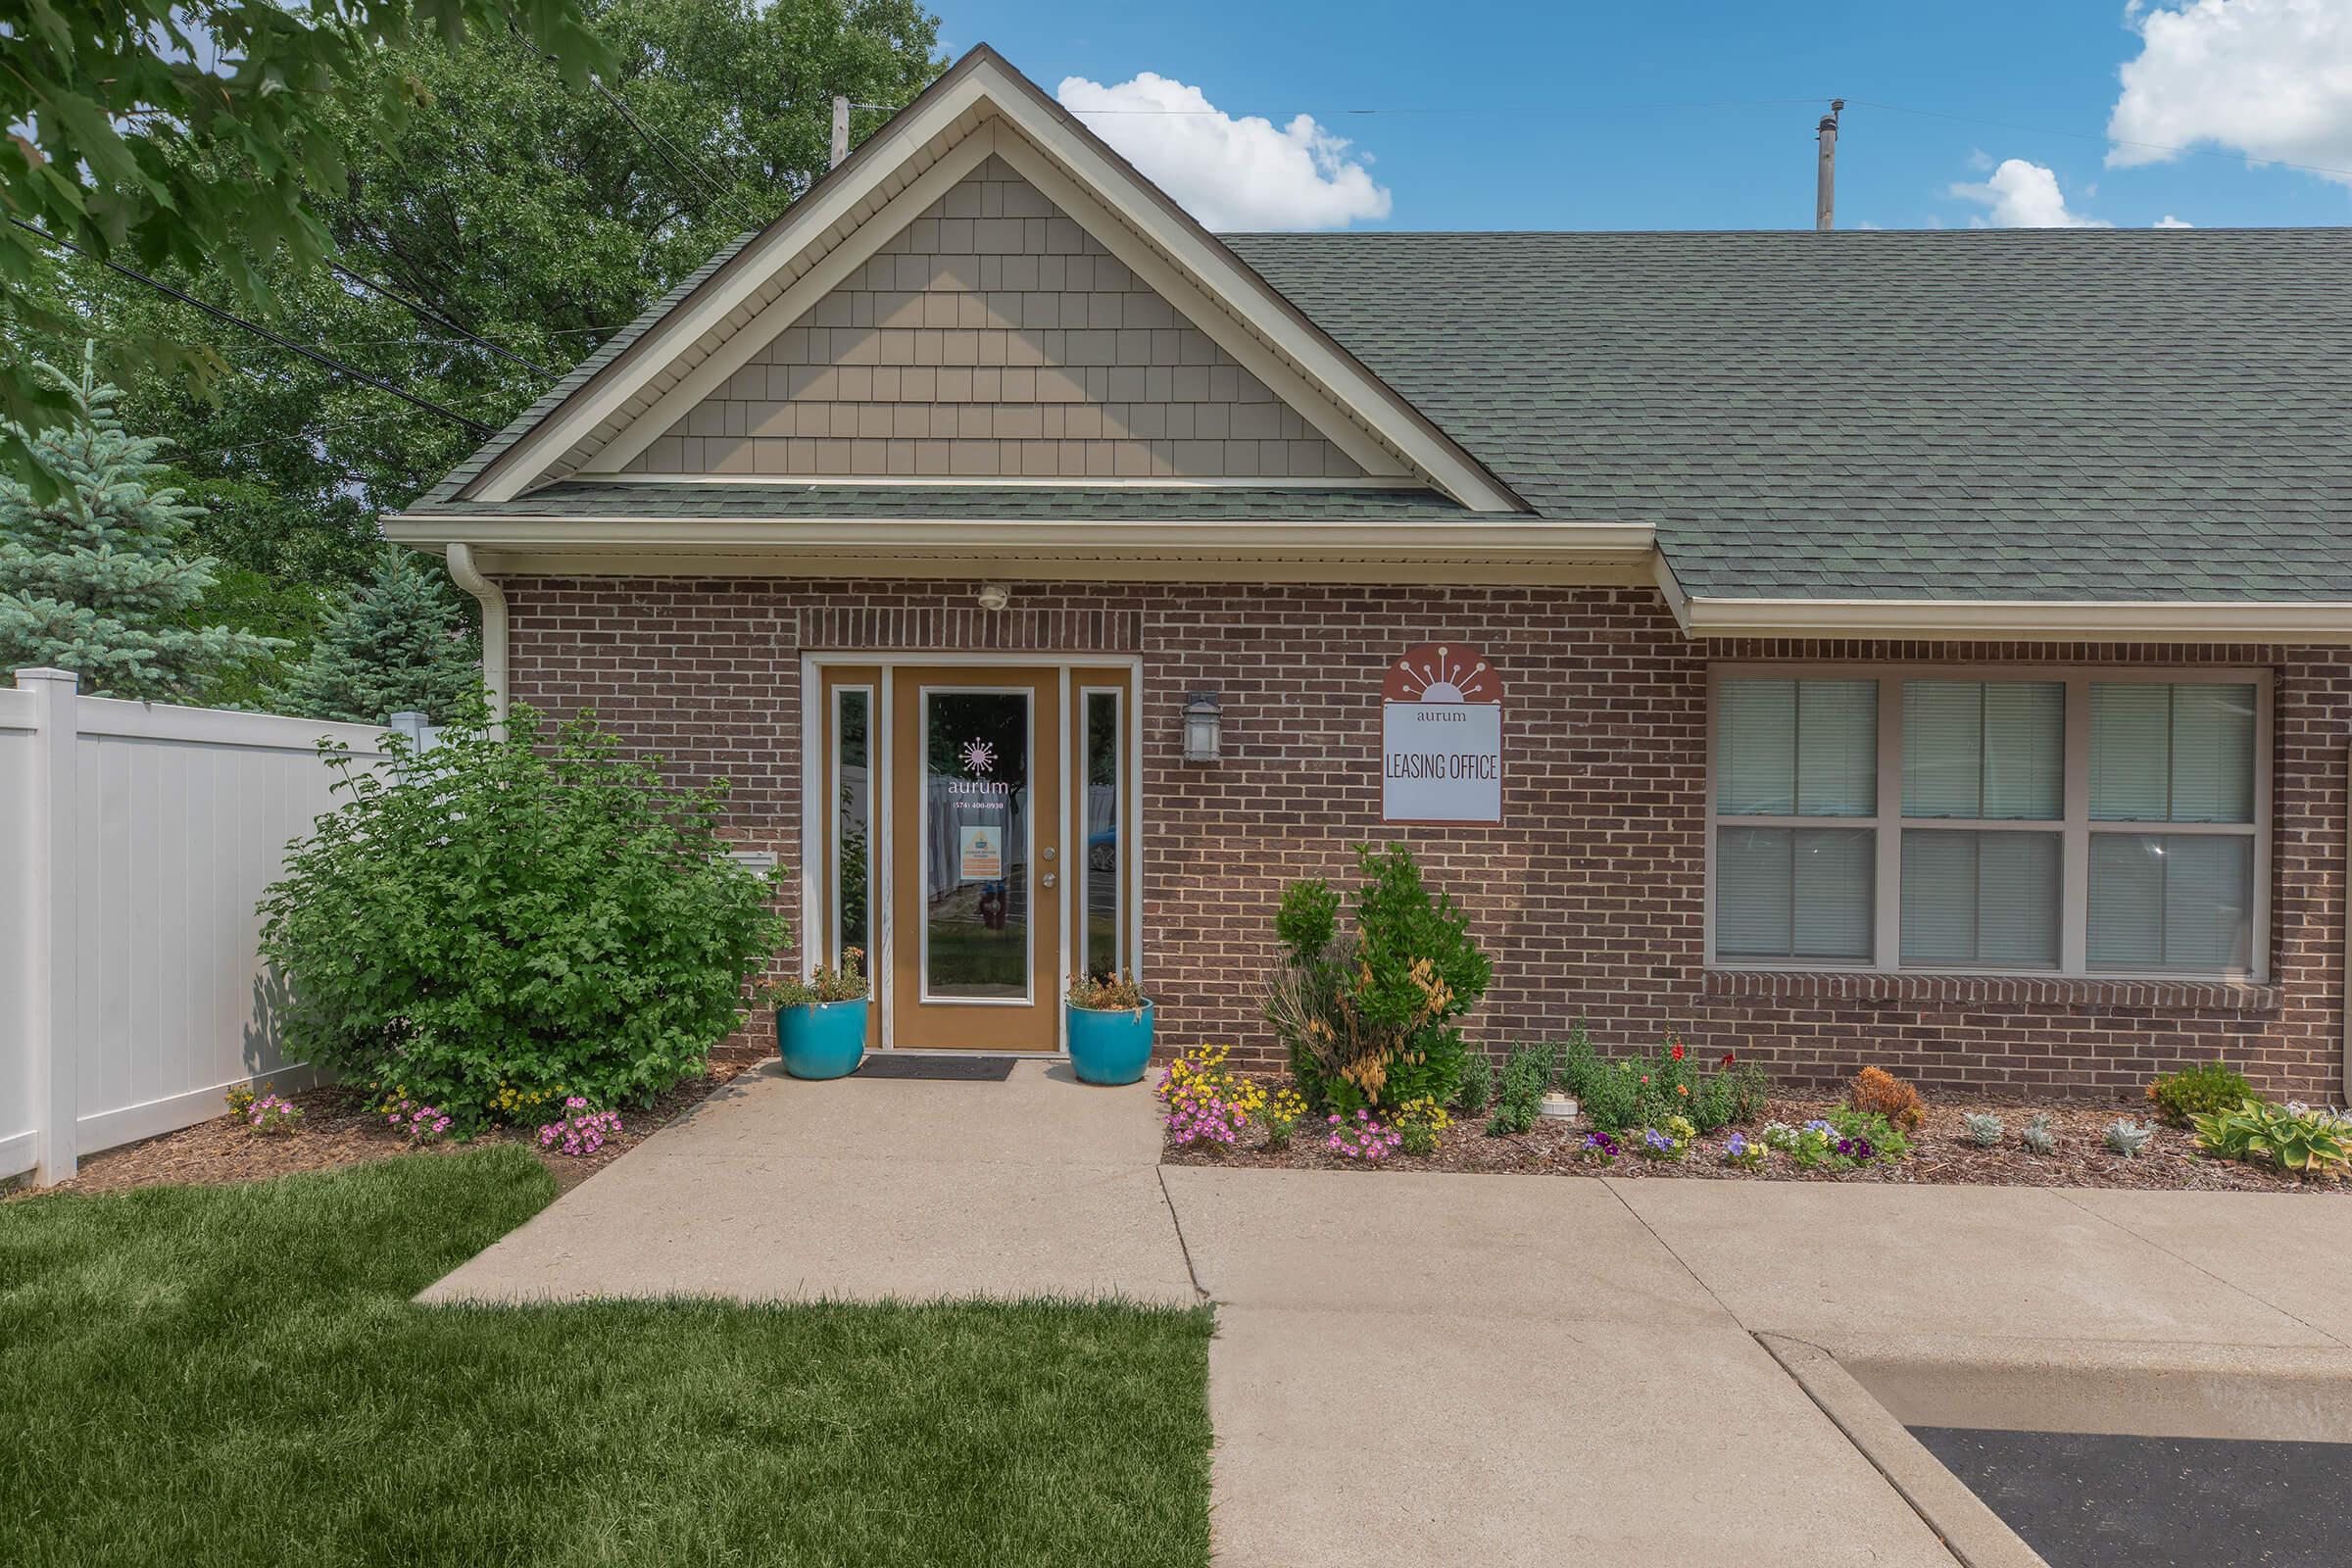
left=888, top=666, right=1062, bottom=1051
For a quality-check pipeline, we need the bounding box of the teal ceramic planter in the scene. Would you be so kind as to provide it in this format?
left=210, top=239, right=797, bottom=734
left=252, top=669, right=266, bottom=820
left=776, top=999, right=867, bottom=1080
left=1066, top=1001, right=1154, bottom=1086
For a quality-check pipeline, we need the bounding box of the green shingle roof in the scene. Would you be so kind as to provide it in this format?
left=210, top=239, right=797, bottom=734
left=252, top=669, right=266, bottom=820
left=1225, top=227, right=2352, bottom=601
left=415, top=226, right=2352, bottom=603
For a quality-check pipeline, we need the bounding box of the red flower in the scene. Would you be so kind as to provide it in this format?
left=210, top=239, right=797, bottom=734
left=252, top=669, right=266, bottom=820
left=1670, top=1043, right=1686, bottom=1061
left=1721, top=1053, right=1738, bottom=1068
left=1640, top=1075, right=1650, bottom=1085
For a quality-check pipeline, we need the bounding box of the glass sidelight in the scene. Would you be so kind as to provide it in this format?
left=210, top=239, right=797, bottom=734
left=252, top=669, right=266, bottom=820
left=1081, top=687, right=1123, bottom=981
left=833, top=687, right=871, bottom=965
left=921, top=689, right=1031, bottom=1000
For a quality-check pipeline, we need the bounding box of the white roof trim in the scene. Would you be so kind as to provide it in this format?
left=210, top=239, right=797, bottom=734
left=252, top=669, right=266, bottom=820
left=1685, top=596, right=2352, bottom=642
left=463, top=48, right=1522, bottom=512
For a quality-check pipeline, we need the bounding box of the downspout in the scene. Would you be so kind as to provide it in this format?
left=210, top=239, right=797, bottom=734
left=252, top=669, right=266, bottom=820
left=445, top=543, right=508, bottom=721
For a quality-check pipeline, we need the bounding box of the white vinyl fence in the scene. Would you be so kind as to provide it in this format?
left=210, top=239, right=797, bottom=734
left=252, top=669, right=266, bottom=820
left=1, top=667, right=394, bottom=1186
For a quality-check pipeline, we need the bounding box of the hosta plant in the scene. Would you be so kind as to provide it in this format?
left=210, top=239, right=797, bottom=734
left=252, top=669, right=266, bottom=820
left=2191, top=1099, right=2350, bottom=1177
left=1963, top=1112, right=2005, bottom=1149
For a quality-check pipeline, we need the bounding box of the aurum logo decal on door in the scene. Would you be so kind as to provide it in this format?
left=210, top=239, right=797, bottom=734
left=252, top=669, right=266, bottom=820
left=959, top=738, right=997, bottom=775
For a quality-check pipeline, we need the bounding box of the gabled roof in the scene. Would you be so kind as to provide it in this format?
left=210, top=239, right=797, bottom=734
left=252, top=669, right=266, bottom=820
left=430, top=44, right=1521, bottom=514
left=397, top=52, right=2352, bottom=626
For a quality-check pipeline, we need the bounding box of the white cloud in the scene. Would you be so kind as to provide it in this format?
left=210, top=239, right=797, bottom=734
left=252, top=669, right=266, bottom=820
left=1055, top=72, right=1391, bottom=230
left=2155, top=213, right=2196, bottom=226
left=2109, top=0, right=2352, bottom=184
left=1948, top=159, right=2114, bottom=226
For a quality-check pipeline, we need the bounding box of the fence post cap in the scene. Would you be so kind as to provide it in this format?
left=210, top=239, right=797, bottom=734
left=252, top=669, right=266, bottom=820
left=14, top=667, right=80, bottom=689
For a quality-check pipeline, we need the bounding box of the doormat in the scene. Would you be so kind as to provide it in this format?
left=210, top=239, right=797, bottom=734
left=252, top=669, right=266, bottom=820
left=856, top=1054, right=1018, bottom=1081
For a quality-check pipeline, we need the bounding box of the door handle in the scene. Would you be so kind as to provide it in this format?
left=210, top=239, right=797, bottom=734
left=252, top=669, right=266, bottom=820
left=1042, top=872, right=1057, bottom=888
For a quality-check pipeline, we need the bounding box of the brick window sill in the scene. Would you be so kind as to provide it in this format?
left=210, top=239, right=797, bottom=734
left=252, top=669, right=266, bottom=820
left=1702, top=968, right=2282, bottom=1011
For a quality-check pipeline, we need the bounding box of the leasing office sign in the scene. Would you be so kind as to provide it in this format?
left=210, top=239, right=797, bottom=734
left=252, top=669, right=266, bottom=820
left=1381, top=643, right=1503, bottom=824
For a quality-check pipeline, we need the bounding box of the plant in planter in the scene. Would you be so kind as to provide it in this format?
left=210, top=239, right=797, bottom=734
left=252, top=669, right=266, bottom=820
left=761, top=948, right=870, bottom=1080
left=1064, top=970, right=1153, bottom=1085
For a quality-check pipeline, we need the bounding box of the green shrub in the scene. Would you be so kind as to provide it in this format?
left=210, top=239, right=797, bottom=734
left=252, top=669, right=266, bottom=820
left=1486, top=1042, right=1552, bottom=1136
left=1262, top=845, right=1490, bottom=1114
left=2146, top=1060, right=2255, bottom=1127
left=1454, top=1053, right=1494, bottom=1115
left=1557, top=1029, right=1771, bottom=1135
left=259, top=702, right=784, bottom=1131
left=1272, top=878, right=1340, bottom=963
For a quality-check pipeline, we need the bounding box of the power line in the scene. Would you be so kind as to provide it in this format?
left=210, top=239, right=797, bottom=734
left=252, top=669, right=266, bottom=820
left=326, top=260, right=557, bottom=378
left=11, top=219, right=499, bottom=439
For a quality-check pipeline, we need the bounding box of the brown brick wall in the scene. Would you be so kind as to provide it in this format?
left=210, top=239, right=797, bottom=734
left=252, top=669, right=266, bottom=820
left=503, top=576, right=2349, bottom=1104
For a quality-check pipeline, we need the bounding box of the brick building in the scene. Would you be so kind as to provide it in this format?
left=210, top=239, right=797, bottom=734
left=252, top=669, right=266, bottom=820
left=391, top=47, right=2352, bottom=1101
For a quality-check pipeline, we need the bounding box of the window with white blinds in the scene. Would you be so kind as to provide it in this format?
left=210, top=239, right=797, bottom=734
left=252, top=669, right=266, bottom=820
left=1709, top=669, right=2268, bottom=980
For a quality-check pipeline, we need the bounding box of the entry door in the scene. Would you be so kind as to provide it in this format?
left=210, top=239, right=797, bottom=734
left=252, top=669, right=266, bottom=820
left=889, top=667, right=1063, bottom=1051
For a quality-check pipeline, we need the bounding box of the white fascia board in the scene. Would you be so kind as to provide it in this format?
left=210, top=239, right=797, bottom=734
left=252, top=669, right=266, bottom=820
left=1685, top=596, right=2352, bottom=643
left=385, top=514, right=1649, bottom=556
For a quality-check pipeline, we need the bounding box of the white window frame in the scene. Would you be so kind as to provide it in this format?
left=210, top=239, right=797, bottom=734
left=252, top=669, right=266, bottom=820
left=1704, top=664, right=2273, bottom=983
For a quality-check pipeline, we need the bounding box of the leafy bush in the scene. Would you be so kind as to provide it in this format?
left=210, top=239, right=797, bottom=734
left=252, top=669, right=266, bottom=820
left=1486, top=1041, right=1553, bottom=1135
left=2146, top=1060, right=2256, bottom=1127
left=2190, top=1099, right=2350, bottom=1177
left=1849, top=1066, right=1927, bottom=1133
left=258, top=703, right=784, bottom=1132
left=1454, top=1053, right=1494, bottom=1116
left=1557, top=1031, right=1770, bottom=1135
left=1262, top=846, right=1490, bottom=1113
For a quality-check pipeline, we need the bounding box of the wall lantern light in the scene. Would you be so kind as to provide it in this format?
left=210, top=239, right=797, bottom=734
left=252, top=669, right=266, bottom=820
left=1182, top=690, right=1223, bottom=762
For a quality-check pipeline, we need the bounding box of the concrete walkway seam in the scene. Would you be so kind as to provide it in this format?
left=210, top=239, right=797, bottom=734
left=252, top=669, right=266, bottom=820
left=2049, top=1189, right=2348, bottom=1350
left=1155, top=1165, right=1211, bottom=1303
left=1758, top=1334, right=2045, bottom=1568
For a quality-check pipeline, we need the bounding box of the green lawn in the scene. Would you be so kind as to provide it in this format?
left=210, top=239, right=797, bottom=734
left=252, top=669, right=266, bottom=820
left=0, top=1149, right=1212, bottom=1567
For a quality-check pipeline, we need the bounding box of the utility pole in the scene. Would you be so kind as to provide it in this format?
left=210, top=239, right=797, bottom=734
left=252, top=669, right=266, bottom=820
left=1815, top=99, right=1844, bottom=232
left=831, top=96, right=851, bottom=171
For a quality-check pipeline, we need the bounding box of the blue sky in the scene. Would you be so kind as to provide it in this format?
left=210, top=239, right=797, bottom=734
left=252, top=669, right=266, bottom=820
left=944, top=0, right=2352, bottom=231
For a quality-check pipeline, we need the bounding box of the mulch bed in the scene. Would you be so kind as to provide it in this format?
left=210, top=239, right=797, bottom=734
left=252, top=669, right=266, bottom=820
left=7, top=1041, right=773, bottom=1202
left=1166, top=1092, right=2348, bottom=1194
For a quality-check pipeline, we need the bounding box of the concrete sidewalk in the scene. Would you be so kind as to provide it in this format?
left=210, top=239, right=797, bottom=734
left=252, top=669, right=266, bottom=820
left=418, top=1068, right=2352, bottom=1565
left=418, top=1059, right=1198, bottom=1306
left=1178, top=1168, right=2351, bottom=1568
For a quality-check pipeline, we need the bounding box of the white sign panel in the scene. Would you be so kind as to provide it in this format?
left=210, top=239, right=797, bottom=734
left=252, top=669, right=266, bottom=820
left=1381, top=643, right=1504, bottom=824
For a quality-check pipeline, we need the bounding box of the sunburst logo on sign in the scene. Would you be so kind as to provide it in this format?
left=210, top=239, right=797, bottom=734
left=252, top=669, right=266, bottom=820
left=1387, top=645, right=1497, bottom=705
left=960, top=738, right=996, bottom=775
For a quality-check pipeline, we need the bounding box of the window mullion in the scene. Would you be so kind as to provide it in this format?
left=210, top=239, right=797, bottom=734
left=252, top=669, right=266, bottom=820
left=1875, top=676, right=1901, bottom=972
left=2062, top=674, right=2090, bottom=974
